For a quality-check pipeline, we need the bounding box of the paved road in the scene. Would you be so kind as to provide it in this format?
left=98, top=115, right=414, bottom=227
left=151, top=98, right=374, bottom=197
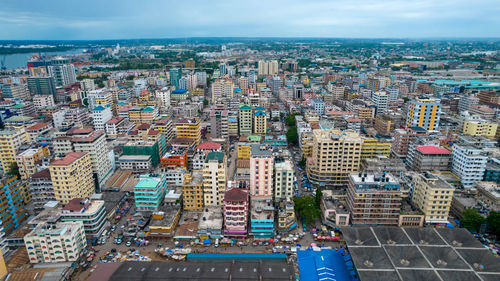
left=227, top=142, right=237, bottom=181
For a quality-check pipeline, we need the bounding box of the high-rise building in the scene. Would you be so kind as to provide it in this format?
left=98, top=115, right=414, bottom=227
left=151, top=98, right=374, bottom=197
left=182, top=172, right=204, bottom=211
left=211, top=79, right=234, bottom=102
left=187, top=73, right=197, bottom=92
left=391, top=127, right=429, bottom=159
left=451, top=143, right=488, bottom=189
left=49, top=152, right=95, bottom=204
left=406, top=98, right=441, bottom=131
left=134, top=174, right=168, bottom=211
left=169, top=68, right=181, bottom=88
left=25, top=221, right=86, bottom=264
left=387, top=87, right=399, bottom=102
left=27, top=77, right=56, bottom=97
left=293, top=85, right=303, bottom=99
left=238, top=77, right=248, bottom=95
left=155, top=87, right=171, bottom=107
left=463, top=120, right=498, bottom=138
left=371, top=91, right=389, bottom=115
left=30, top=169, right=55, bottom=210
left=347, top=172, right=402, bottom=225
left=411, top=173, right=454, bottom=223
left=184, top=59, right=195, bottom=69
left=60, top=198, right=107, bottom=238
left=0, top=177, right=28, bottom=234
left=239, top=105, right=253, bottom=136
left=178, top=76, right=188, bottom=90
left=203, top=152, right=227, bottom=207
left=274, top=159, right=294, bottom=202
left=361, top=137, right=391, bottom=160
left=258, top=60, right=279, bottom=76
left=195, top=71, right=207, bottom=86
left=253, top=107, right=267, bottom=135
left=80, top=79, right=95, bottom=91
left=47, top=58, right=77, bottom=87
left=91, top=106, right=113, bottom=131
left=16, top=146, right=50, bottom=180
left=53, top=128, right=113, bottom=187
left=219, top=64, right=227, bottom=76
left=271, top=76, right=281, bottom=94
left=458, top=94, right=479, bottom=112
left=175, top=118, right=201, bottom=147
left=210, top=106, right=229, bottom=139
left=0, top=83, right=29, bottom=99
left=307, top=129, right=363, bottom=188
left=311, top=98, right=325, bottom=115
left=250, top=144, right=274, bottom=198
left=0, top=129, right=29, bottom=174
left=223, top=188, right=249, bottom=238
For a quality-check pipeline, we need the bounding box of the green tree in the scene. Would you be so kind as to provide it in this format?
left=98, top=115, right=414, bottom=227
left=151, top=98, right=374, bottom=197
left=298, top=157, right=306, bottom=169
left=487, top=211, right=500, bottom=236
left=203, top=99, right=209, bottom=106
left=461, top=208, right=485, bottom=232
left=7, top=162, right=20, bottom=178
left=285, top=113, right=299, bottom=127
left=286, top=126, right=298, bottom=145
left=294, top=196, right=321, bottom=225
left=315, top=187, right=323, bottom=208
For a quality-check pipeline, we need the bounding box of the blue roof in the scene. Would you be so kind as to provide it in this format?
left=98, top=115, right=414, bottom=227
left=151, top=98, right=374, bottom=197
left=93, top=105, right=105, bottom=111
left=234, top=88, right=242, bottom=92
left=254, top=110, right=266, bottom=116
left=172, top=89, right=188, bottom=94
left=297, top=249, right=352, bottom=281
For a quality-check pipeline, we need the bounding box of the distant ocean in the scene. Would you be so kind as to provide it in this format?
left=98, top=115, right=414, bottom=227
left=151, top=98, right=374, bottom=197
left=2, top=48, right=85, bottom=69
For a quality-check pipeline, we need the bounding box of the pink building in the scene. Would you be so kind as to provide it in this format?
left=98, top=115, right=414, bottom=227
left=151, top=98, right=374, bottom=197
left=223, top=188, right=249, bottom=238
left=249, top=145, right=274, bottom=198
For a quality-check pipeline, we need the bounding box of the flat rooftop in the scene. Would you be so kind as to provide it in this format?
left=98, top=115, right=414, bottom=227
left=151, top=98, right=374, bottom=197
left=88, top=260, right=295, bottom=281
left=342, top=226, right=500, bottom=281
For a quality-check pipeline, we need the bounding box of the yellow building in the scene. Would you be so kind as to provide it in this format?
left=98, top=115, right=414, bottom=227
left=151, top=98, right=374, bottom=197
left=49, top=152, right=95, bottom=204
left=0, top=129, right=29, bottom=173
left=253, top=107, right=267, bottom=135
left=357, top=107, right=375, bottom=120
left=16, top=146, right=51, bottom=180
left=191, top=88, right=205, bottom=97
left=237, top=143, right=251, bottom=160
left=463, top=120, right=498, bottom=138
left=176, top=118, right=201, bottom=146
left=184, top=59, right=195, bottom=69
left=307, top=129, right=362, bottom=188
left=361, top=137, right=391, bottom=159
left=211, top=79, right=234, bottom=102
left=128, top=106, right=158, bottom=124
left=0, top=249, right=7, bottom=280
left=182, top=172, right=204, bottom=211
left=411, top=172, right=454, bottom=223
left=406, top=98, right=441, bottom=131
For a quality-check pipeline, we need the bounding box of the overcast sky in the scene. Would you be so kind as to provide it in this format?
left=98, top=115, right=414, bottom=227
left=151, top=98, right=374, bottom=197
left=1, top=0, right=499, bottom=40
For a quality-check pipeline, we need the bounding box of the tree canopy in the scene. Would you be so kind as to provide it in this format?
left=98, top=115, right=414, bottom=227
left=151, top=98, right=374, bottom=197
left=286, top=126, right=298, bottom=145
left=487, top=211, right=500, bottom=236
left=294, top=196, right=321, bottom=225
left=461, top=208, right=485, bottom=232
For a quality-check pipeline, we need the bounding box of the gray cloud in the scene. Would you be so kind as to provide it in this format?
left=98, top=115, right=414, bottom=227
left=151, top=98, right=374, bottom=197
left=0, top=0, right=499, bottom=39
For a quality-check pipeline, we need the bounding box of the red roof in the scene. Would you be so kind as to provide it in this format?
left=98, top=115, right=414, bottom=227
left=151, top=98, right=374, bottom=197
left=137, top=123, right=151, bottom=130
left=51, top=152, right=87, bottom=165
left=27, top=122, right=51, bottom=131
left=346, top=118, right=361, bottom=122
left=416, top=146, right=451, bottom=154
left=197, top=142, right=221, bottom=150
left=224, top=188, right=248, bottom=202
left=148, top=129, right=160, bottom=136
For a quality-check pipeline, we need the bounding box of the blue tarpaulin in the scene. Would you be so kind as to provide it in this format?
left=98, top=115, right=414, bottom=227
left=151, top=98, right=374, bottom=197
left=297, top=249, right=353, bottom=281
left=203, top=239, right=211, bottom=245
left=447, top=222, right=455, bottom=228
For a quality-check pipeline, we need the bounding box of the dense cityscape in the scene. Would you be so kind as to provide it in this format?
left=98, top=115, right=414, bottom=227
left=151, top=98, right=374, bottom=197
left=0, top=37, right=498, bottom=281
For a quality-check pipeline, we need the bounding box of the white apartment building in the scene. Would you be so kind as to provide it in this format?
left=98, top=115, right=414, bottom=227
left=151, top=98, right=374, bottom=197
left=274, top=159, right=295, bottom=202
left=25, top=221, right=86, bottom=264
left=91, top=106, right=112, bottom=131
left=371, top=91, right=389, bottom=114
left=451, top=144, right=488, bottom=189
left=155, top=87, right=171, bottom=107
left=60, top=198, right=108, bottom=238
left=33, top=95, right=55, bottom=109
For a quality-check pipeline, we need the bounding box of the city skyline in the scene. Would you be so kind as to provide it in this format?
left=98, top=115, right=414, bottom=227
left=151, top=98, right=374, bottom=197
left=2, top=0, right=500, bottom=40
